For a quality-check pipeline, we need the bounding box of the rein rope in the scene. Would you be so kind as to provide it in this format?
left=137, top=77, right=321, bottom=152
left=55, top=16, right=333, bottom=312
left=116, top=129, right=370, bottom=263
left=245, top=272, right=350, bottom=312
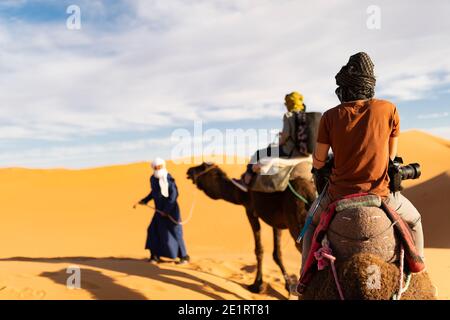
left=137, top=164, right=218, bottom=225
left=136, top=188, right=198, bottom=226
left=392, top=245, right=412, bottom=300
left=192, top=164, right=218, bottom=183
left=314, top=236, right=345, bottom=300
left=287, top=181, right=309, bottom=205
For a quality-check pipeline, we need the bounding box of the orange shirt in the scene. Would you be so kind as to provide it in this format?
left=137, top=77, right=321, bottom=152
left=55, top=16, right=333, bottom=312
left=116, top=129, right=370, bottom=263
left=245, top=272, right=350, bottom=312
left=317, top=99, right=400, bottom=199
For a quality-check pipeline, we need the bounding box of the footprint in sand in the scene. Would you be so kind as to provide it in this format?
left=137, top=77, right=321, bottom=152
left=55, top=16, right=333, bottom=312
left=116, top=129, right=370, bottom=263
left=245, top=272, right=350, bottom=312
left=230, top=273, right=244, bottom=280
left=18, top=287, right=46, bottom=299
left=153, top=285, right=167, bottom=292
left=34, top=290, right=46, bottom=298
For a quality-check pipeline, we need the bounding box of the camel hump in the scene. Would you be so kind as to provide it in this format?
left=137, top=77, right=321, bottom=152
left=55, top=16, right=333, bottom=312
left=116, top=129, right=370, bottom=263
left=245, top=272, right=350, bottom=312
left=290, top=160, right=313, bottom=181
left=328, top=206, right=399, bottom=263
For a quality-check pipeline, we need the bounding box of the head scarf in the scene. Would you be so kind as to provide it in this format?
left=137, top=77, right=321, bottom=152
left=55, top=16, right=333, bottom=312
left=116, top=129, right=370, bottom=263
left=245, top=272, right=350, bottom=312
left=285, top=91, right=305, bottom=112
left=335, top=52, right=376, bottom=103
left=152, top=158, right=169, bottom=198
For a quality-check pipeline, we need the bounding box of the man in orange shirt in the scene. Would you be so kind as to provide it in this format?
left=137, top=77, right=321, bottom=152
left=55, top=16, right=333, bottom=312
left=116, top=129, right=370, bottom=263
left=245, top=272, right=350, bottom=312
left=301, top=52, right=424, bottom=270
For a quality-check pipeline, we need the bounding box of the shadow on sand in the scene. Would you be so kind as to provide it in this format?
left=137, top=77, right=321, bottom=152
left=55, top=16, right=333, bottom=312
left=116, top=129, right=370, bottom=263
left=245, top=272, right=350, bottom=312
left=41, top=268, right=147, bottom=300
left=0, top=257, right=257, bottom=300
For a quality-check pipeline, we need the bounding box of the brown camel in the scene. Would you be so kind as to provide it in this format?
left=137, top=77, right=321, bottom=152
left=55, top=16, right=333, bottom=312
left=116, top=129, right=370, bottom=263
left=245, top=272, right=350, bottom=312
left=187, top=162, right=317, bottom=293
left=301, top=253, right=436, bottom=300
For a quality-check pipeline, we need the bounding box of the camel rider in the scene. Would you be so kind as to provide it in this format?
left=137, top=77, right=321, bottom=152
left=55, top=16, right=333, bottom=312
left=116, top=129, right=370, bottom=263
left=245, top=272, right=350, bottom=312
left=232, top=92, right=307, bottom=192
left=137, top=158, right=190, bottom=265
left=279, top=91, right=307, bottom=157
left=301, top=52, right=425, bottom=273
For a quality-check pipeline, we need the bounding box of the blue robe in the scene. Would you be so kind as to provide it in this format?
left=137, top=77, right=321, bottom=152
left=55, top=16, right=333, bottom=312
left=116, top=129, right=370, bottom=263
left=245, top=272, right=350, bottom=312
left=140, top=174, right=187, bottom=259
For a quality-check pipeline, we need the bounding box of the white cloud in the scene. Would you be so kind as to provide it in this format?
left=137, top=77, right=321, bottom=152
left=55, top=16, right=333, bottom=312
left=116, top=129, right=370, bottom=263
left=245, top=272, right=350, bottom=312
left=0, top=0, right=27, bottom=8
left=1, top=0, right=450, bottom=166
left=0, top=136, right=172, bottom=168
left=417, top=112, right=449, bottom=120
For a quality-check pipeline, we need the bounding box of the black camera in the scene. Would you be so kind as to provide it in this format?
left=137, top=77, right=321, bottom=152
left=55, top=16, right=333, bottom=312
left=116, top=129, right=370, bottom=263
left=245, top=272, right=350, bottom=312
left=388, top=157, right=421, bottom=192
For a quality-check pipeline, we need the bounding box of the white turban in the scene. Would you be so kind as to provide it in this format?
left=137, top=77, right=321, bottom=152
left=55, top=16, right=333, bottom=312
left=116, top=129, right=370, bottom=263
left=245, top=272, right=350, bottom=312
left=152, top=158, right=169, bottom=198
left=152, top=157, right=165, bottom=168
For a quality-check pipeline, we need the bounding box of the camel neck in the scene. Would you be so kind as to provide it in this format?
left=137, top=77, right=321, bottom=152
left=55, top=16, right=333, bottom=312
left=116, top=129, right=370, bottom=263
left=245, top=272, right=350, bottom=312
left=198, top=169, right=246, bottom=205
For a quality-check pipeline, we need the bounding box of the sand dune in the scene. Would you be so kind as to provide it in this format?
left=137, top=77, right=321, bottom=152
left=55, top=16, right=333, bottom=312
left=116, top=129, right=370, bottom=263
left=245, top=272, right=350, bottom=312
left=398, top=130, right=450, bottom=187
left=0, top=130, right=449, bottom=300
left=403, top=170, right=450, bottom=248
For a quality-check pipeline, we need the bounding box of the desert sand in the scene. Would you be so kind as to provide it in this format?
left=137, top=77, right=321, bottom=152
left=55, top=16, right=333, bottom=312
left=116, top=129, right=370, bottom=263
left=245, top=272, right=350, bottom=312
left=0, top=130, right=449, bottom=300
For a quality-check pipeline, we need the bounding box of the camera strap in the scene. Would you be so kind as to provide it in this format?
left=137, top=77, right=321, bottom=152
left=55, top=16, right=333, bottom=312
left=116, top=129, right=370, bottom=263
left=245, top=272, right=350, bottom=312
left=296, top=181, right=329, bottom=243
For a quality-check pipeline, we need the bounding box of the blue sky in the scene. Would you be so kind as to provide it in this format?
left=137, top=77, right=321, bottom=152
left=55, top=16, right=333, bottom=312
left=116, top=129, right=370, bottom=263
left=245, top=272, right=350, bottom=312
left=0, top=0, right=449, bottom=168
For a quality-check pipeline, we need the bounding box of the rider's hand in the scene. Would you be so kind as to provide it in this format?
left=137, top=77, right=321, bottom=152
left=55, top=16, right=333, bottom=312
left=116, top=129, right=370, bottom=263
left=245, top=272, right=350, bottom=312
left=252, top=164, right=262, bottom=173
left=134, top=200, right=145, bottom=209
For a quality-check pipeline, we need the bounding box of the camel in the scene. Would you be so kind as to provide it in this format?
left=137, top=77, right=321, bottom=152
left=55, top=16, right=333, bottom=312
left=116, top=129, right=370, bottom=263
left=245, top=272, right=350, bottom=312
left=301, top=253, right=436, bottom=300
left=187, top=162, right=317, bottom=293
left=298, top=202, right=437, bottom=300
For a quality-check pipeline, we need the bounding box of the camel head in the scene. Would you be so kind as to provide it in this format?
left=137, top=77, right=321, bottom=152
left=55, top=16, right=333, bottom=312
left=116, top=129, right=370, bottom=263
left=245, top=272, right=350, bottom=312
left=186, top=162, right=245, bottom=204
left=186, top=162, right=218, bottom=186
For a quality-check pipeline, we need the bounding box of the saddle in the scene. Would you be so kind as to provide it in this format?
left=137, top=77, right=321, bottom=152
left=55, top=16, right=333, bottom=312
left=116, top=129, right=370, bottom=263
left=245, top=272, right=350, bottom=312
left=297, top=193, right=425, bottom=294
left=249, top=156, right=313, bottom=193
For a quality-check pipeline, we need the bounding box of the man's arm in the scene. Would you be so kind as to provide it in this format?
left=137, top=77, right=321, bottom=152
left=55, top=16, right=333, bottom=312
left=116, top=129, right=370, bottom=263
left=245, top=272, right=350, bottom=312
left=162, top=181, right=178, bottom=216
left=313, top=142, right=330, bottom=169
left=315, top=111, right=331, bottom=169
left=279, top=114, right=290, bottom=146
left=279, top=131, right=289, bottom=145
left=389, top=137, right=398, bottom=161
left=389, top=105, right=400, bottom=160
left=139, top=191, right=153, bottom=205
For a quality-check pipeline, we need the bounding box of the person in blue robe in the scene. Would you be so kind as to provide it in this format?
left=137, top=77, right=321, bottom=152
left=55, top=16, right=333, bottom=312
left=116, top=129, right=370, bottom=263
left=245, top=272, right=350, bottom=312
left=137, top=158, right=189, bottom=264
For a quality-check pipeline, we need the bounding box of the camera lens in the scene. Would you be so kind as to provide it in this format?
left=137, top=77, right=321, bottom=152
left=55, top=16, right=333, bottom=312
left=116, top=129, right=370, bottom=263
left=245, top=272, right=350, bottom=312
left=400, top=163, right=421, bottom=180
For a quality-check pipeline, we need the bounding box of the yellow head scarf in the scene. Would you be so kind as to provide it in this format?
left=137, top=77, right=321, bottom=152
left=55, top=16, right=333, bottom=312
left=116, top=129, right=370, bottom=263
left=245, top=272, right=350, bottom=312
left=285, top=91, right=305, bottom=112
